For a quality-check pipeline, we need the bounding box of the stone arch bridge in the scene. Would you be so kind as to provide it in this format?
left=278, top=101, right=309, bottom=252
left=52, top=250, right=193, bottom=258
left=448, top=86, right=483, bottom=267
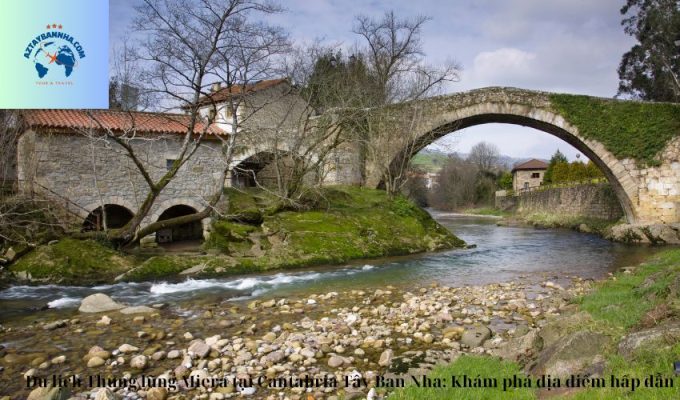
left=357, top=87, right=680, bottom=225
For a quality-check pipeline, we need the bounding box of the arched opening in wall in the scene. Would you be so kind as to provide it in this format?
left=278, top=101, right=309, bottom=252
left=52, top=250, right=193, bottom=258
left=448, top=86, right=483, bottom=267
left=156, top=205, right=203, bottom=244
left=231, top=151, right=294, bottom=190
left=83, top=204, right=134, bottom=232
left=391, top=117, right=630, bottom=223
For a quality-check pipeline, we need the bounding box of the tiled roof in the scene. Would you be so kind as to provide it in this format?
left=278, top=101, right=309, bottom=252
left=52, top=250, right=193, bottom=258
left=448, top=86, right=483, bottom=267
left=22, top=109, right=225, bottom=135
left=196, top=79, right=288, bottom=105
left=512, top=159, right=549, bottom=171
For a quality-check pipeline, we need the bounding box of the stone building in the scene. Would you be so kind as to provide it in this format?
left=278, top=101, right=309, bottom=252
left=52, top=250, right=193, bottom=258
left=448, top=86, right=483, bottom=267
left=512, top=159, right=548, bottom=192
left=10, top=79, right=328, bottom=242
left=17, top=109, right=226, bottom=243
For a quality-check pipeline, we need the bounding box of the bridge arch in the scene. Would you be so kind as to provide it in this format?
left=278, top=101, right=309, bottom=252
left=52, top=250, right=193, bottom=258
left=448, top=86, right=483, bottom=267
left=378, top=98, right=639, bottom=223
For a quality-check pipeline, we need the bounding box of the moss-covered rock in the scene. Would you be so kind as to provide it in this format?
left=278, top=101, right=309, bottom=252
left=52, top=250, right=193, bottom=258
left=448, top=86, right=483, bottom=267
left=8, top=238, right=132, bottom=285
left=202, top=186, right=466, bottom=274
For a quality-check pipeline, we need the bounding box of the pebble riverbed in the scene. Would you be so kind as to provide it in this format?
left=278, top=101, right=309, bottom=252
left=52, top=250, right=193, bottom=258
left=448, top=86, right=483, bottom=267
left=0, top=273, right=592, bottom=400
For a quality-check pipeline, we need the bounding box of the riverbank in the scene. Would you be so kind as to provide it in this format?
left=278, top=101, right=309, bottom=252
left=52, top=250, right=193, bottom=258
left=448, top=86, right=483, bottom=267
left=1, top=265, right=592, bottom=399
left=5, top=247, right=677, bottom=399
left=3, top=187, right=464, bottom=285
left=394, top=247, right=680, bottom=399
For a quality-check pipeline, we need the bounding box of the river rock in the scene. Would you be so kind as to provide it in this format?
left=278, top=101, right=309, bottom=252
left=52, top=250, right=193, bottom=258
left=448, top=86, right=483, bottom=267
left=378, top=349, right=393, bottom=367
left=4, top=247, right=16, bottom=262
left=262, top=332, right=277, bottom=342
left=167, top=350, right=181, bottom=359
left=188, top=340, right=210, bottom=358
left=27, top=386, right=70, bottom=400
left=490, top=329, right=540, bottom=362
left=43, top=320, right=67, bottom=330
left=51, top=355, right=66, bottom=364
left=118, top=344, right=139, bottom=353
left=265, top=350, right=285, bottom=363
left=461, top=326, right=491, bottom=348
left=87, top=356, right=106, bottom=368
left=130, top=355, right=147, bottom=369
left=328, top=356, right=344, bottom=368
left=94, top=388, right=117, bottom=400
left=146, top=387, right=168, bottom=400
left=539, top=312, right=592, bottom=348
left=119, top=306, right=156, bottom=314
left=531, top=330, right=610, bottom=377
left=618, top=321, right=680, bottom=360
left=78, top=294, right=125, bottom=313
left=96, top=315, right=112, bottom=326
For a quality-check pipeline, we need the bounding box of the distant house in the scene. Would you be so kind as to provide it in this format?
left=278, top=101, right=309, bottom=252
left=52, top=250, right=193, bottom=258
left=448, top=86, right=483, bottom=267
left=512, top=159, right=548, bottom=192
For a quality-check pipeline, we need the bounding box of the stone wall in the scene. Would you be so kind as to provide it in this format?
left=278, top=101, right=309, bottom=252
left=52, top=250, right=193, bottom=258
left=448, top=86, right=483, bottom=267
left=17, top=130, right=225, bottom=234
left=515, top=183, right=623, bottom=221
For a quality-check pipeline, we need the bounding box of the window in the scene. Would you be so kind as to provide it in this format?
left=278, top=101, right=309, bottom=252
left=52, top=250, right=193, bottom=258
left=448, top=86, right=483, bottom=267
left=166, top=159, right=176, bottom=171
left=524, top=182, right=529, bottom=190
left=531, top=172, right=540, bottom=178
left=208, top=108, right=216, bottom=121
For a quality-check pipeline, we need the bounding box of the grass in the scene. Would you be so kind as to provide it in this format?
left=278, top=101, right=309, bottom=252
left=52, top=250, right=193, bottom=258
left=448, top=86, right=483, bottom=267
left=9, top=238, right=132, bottom=284
left=519, top=212, right=617, bottom=236
left=577, top=249, right=680, bottom=329
left=461, top=207, right=510, bottom=217
left=391, top=355, right=536, bottom=400
left=549, top=94, right=680, bottom=166
left=200, top=186, right=466, bottom=275
left=392, top=249, right=680, bottom=400
left=567, top=249, right=680, bottom=399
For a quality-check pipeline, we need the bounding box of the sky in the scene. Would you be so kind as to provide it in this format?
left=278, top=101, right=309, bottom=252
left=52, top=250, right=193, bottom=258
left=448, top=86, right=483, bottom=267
left=109, top=0, right=635, bottom=161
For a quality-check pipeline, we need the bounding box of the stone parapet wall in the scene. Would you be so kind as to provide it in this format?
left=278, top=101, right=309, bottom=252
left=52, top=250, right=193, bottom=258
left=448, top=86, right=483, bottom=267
left=515, top=183, right=624, bottom=221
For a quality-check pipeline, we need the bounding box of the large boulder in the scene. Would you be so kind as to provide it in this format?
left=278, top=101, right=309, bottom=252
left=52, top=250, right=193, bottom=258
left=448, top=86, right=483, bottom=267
left=78, top=293, right=125, bottom=313
left=618, top=321, right=680, bottom=360
left=461, top=325, right=491, bottom=348
left=490, top=329, right=540, bottom=363
left=531, top=330, right=610, bottom=378
left=608, top=223, right=680, bottom=245
left=539, top=312, right=593, bottom=348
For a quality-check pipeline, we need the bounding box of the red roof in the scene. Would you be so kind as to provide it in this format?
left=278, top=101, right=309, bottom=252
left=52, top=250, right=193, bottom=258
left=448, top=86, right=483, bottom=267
left=512, top=159, right=548, bottom=172
left=196, top=79, right=288, bottom=106
left=22, top=109, right=225, bottom=135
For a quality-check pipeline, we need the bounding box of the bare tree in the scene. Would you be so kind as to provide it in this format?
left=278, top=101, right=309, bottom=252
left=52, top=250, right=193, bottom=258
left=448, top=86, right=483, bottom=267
left=353, top=11, right=460, bottom=105
left=467, top=141, right=500, bottom=173
left=78, top=0, right=288, bottom=244
left=236, top=44, right=365, bottom=205
left=353, top=11, right=461, bottom=195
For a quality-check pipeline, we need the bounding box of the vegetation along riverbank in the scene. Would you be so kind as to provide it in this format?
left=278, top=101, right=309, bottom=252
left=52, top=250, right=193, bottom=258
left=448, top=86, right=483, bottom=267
left=2, top=187, right=465, bottom=285
left=4, top=243, right=678, bottom=399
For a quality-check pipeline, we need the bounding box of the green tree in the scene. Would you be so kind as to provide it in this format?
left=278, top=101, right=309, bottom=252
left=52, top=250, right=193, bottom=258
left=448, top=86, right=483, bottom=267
left=569, top=161, right=589, bottom=182
left=585, top=160, right=605, bottom=180
left=497, top=171, right=513, bottom=190
left=617, top=0, right=680, bottom=101
left=551, top=162, right=571, bottom=183
left=543, top=150, right=568, bottom=184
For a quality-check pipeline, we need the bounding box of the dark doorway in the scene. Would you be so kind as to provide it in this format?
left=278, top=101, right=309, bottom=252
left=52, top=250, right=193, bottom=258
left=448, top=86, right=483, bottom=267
left=156, top=205, right=203, bottom=243
left=83, top=204, right=134, bottom=231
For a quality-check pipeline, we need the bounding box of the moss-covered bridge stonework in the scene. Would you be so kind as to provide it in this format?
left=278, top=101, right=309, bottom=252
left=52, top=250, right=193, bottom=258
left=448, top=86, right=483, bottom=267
left=359, top=87, right=680, bottom=225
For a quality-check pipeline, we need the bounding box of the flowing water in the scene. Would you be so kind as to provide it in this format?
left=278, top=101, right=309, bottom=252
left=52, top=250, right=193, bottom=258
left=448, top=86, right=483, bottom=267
left=0, top=212, right=659, bottom=322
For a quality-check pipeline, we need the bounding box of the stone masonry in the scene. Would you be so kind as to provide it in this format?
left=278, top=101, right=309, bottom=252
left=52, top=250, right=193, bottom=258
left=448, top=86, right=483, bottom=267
left=361, top=87, right=680, bottom=224
left=514, top=184, right=624, bottom=221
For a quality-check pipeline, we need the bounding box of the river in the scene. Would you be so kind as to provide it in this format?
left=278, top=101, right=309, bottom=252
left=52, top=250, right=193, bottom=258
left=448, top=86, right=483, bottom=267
left=0, top=212, right=659, bottom=322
